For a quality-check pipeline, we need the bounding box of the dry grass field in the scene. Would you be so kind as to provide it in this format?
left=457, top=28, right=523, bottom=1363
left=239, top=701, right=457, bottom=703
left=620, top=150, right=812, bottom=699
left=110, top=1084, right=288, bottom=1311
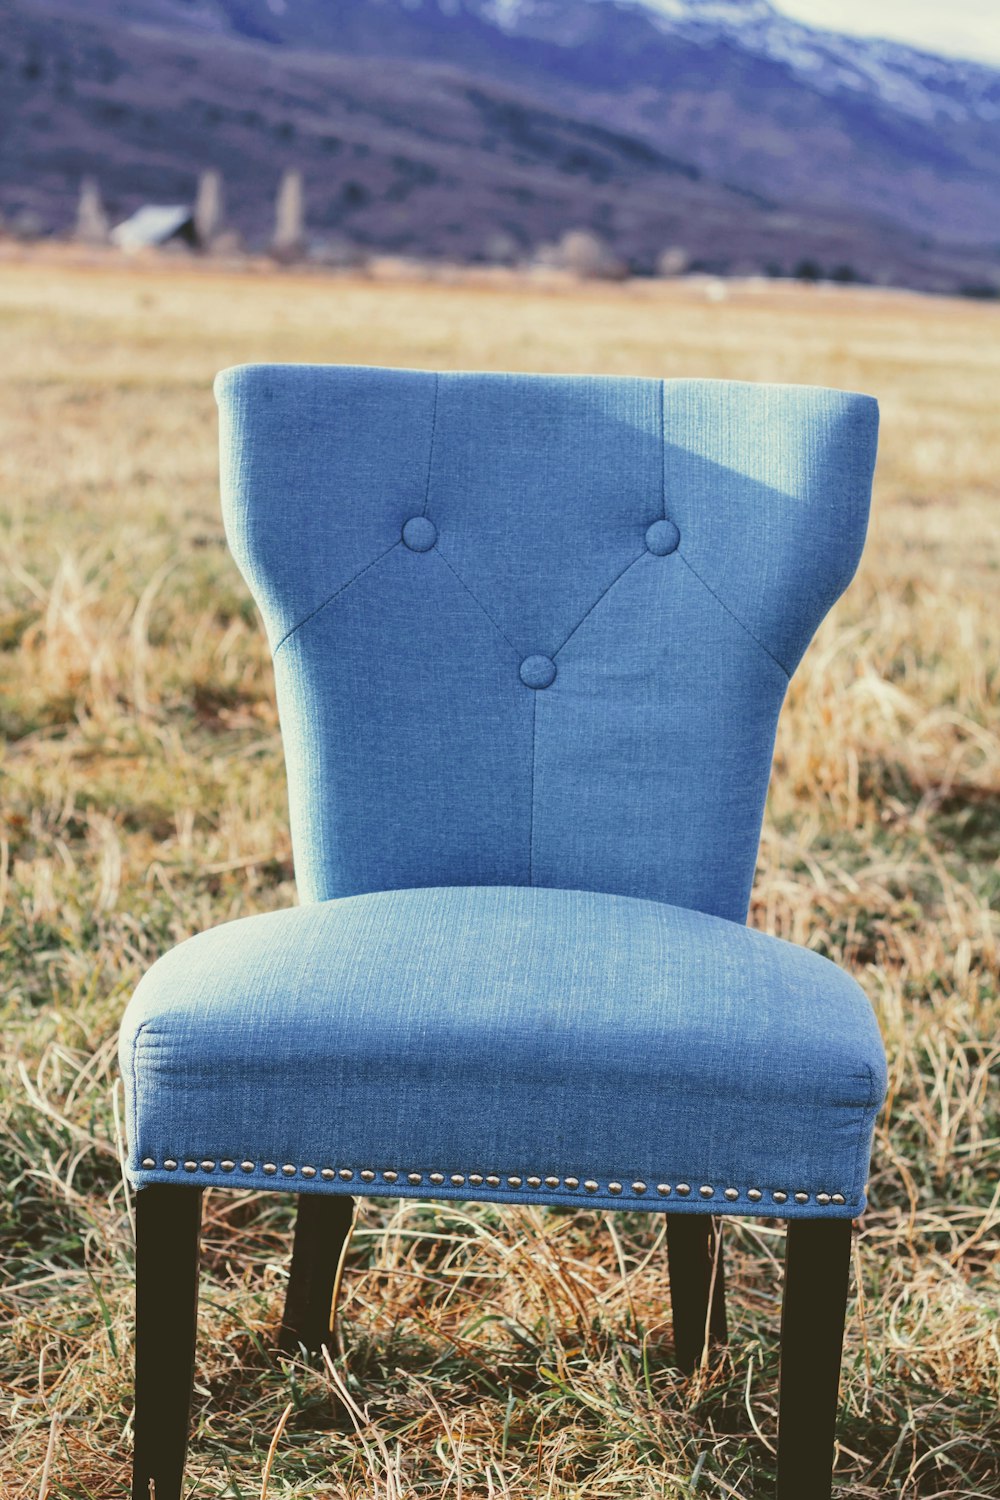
left=1, top=255, right=998, bottom=1498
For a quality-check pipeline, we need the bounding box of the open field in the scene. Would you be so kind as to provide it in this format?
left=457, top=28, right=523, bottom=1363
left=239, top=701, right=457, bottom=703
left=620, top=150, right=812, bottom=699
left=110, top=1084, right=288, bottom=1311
left=1, top=257, right=998, bottom=1497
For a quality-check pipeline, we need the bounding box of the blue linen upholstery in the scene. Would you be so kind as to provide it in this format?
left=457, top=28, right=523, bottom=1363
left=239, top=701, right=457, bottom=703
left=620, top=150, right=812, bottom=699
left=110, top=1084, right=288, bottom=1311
left=120, top=365, right=885, bottom=1218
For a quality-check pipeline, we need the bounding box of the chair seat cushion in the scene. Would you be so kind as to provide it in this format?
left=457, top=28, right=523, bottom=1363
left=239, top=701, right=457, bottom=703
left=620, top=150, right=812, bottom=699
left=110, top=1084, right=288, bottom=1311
left=120, top=885, right=886, bottom=1217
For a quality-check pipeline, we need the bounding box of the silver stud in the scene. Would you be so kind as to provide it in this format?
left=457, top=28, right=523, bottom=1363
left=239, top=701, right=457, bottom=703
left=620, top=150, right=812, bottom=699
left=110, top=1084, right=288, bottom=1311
left=584, top=1180, right=599, bottom=1193
left=831, top=1193, right=846, bottom=1205
left=773, top=1190, right=788, bottom=1204
left=141, top=1157, right=156, bottom=1170
left=486, top=1174, right=501, bottom=1187
left=183, top=1160, right=198, bottom=1173
left=201, top=1160, right=216, bottom=1172
left=383, top=1170, right=398, bottom=1183
left=544, top=1175, right=559, bottom=1188
left=676, top=1183, right=691, bottom=1196
left=301, top=1165, right=316, bottom=1179
left=656, top=1183, right=671, bottom=1196
left=339, top=1169, right=354, bottom=1181
left=451, top=1173, right=465, bottom=1186
left=469, top=1173, right=484, bottom=1185
left=360, top=1169, right=376, bottom=1182
left=526, top=1176, right=541, bottom=1188
left=724, top=1187, right=739, bottom=1201
left=747, top=1188, right=762, bottom=1201
left=263, top=1163, right=277, bottom=1176
left=794, top=1192, right=809, bottom=1204
left=816, top=1192, right=831, bottom=1205
left=408, top=1172, right=423, bottom=1185
left=699, top=1185, right=714, bottom=1198
left=240, top=1160, right=255, bottom=1173
left=564, top=1176, right=579, bottom=1189
left=221, top=1160, right=236, bottom=1173
left=321, top=1168, right=336, bottom=1181
left=508, top=1175, right=523, bottom=1188
left=164, top=1159, right=178, bottom=1171
left=632, top=1181, right=647, bottom=1194
left=282, top=1164, right=296, bottom=1177
left=430, top=1172, right=445, bottom=1185
left=608, top=1181, right=623, bottom=1194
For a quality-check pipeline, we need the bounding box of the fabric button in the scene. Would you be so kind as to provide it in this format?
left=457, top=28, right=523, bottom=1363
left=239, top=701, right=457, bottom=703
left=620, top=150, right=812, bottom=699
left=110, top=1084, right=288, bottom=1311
left=519, top=655, right=557, bottom=690
left=645, top=518, right=680, bottom=555
left=402, top=515, right=437, bottom=551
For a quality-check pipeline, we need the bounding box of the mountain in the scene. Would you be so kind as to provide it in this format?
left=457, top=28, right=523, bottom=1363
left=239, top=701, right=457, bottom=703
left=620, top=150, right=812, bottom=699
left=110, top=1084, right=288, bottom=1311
left=2, top=0, right=998, bottom=290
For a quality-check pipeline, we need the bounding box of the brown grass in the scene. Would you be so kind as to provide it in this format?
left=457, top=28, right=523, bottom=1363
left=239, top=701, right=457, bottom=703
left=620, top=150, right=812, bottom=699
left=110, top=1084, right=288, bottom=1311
left=1, top=256, right=998, bottom=1498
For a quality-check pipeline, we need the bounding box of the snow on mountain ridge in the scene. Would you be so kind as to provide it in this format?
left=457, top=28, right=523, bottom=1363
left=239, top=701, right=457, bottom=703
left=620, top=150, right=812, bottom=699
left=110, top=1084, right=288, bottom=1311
left=617, top=0, right=1000, bottom=122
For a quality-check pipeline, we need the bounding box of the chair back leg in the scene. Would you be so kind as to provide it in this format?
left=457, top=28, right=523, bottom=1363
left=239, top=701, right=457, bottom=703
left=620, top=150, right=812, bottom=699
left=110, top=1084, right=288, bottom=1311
left=777, top=1217, right=853, bottom=1500
left=666, top=1214, right=727, bottom=1374
left=279, top=1193, right=355, bottom=1355
left=132, top=1184, right=202, bottom=1500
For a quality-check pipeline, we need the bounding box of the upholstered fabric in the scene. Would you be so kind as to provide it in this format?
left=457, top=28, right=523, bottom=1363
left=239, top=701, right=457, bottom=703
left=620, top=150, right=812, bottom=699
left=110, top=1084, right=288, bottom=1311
left=120, top=885, right=885, bottom=1217
left=120, top=364, right=885, bottom=1218
left=216, top=367, right=878, bottom=921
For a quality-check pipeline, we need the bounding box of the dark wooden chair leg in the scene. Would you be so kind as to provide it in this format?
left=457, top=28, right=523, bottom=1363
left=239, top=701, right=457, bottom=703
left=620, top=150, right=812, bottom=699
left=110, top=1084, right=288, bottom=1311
left=666, top=1214, right=727, bottom=1374
left=132, top=1184, right=202, bottom=1500
left=777, top=1217, right=853, bottom=1500
left=279, top=1193, right=355, bottom=1355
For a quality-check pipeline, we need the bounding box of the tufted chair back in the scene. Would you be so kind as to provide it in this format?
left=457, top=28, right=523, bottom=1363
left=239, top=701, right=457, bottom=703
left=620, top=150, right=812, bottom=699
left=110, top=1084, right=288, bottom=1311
left=216, top=366, right=878, bottom=922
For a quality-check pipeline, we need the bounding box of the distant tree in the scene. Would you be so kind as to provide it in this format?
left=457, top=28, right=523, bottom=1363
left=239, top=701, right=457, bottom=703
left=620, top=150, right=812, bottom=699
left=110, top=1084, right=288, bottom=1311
left=831, top=263, right=858, bottom=284
left=272, top=169, right=305, bottom=261
left=75, top=176, right=109, bottom=245
left=557, top=228, right=626, bottom=280
left=194, top=169, right=225, bottom=249
left=656, top=245, right=689, bottom=277
left=794, top=257, right=822, bottom=282
left=482, top=230, right=520, bottom=266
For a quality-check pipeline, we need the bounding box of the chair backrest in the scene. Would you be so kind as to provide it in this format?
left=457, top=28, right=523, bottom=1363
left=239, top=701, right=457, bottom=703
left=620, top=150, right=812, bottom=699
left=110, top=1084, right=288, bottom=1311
left=216, top=365, right=877, bottom=923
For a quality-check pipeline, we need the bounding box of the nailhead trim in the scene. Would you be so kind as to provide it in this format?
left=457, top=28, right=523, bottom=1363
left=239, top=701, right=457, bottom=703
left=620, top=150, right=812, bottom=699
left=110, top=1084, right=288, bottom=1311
left=136, top=1158, right=848, bottom=1206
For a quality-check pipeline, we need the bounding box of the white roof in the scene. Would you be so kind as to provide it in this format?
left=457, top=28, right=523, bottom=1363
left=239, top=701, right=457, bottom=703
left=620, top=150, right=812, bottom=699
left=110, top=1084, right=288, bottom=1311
left=111, top=205, right=193, bottom=249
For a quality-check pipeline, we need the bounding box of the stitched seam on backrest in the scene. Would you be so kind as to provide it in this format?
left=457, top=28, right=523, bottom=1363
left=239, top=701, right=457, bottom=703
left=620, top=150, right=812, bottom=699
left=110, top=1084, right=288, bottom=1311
left=676, top=551, right=791, bottom=680
left=551, top=548, right=647, bottom=660
left=422, top=372, right=440, bottom=517
left=432, top=545, right=520, bottom=654
left=272, top=541, right=401, bottom=655
left=528, top=693, right=537, bottom=885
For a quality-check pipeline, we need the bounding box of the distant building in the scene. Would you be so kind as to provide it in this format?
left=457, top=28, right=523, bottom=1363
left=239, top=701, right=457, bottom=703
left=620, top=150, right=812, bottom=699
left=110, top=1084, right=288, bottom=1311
left=111, top=205, right=197, bottom=251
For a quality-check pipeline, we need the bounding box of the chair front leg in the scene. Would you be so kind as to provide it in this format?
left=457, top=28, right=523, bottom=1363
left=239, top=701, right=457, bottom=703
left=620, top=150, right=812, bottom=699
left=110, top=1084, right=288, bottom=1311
left=279, top=1192, right=355, bottom=1355
left=666, top=1214, right=727, bottom=1374
left=133, top=1184, right=202, bottom=1500
left=777, top=1217, right=853, bottom=1500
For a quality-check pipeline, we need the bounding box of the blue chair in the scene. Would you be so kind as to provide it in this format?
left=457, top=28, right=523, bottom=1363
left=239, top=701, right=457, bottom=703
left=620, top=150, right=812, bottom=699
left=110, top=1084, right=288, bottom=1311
left=120, top=365, right=885, bottom=1499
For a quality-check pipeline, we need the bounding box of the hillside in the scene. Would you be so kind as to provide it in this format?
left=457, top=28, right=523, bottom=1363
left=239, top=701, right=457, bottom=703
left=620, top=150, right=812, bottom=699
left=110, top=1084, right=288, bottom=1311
left=2, top=0, right=999, bottom=289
